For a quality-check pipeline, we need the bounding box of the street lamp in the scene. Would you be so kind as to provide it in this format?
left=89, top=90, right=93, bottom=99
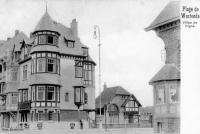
left=74, top=86, right=85, bottom=129
left=93, top=25, right=102, bottom=128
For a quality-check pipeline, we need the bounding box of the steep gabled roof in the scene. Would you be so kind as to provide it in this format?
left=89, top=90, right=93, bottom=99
left=34, top=11, right=57, bottom=33
left=149, top=64, right=180, bottom=84
left=95, top=86, right=130, bottom=108
left=121, top=94, right=142, bottom=107
left=145, top=1, right=180, bottom=31
left=0, top=32, right=30, bottom=58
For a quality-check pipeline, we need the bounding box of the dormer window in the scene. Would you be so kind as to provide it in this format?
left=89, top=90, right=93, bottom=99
left=64, top=38, right=74, bottom=48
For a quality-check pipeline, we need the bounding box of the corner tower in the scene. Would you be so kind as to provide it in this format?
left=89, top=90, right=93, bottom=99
left=145, top=1, right=180, bottom=133
left=30, top=11, right=61, bottom=121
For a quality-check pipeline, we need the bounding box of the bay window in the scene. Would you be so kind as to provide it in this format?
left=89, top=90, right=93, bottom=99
left=31, top=52, right=60, bottom=74
left=74, top=86, right=85, bottom=108
left=31, top=85, right=60, bottom=102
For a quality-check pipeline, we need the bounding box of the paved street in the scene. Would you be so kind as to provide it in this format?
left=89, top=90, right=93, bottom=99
left=0, top=128, right=154, bottom=134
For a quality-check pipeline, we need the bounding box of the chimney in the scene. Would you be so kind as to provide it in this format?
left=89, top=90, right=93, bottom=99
left=70, top=19, right=78, bottom=37
left=15, top=30, right=19, bottom=36
left=104, top=82, right=107, bottom=90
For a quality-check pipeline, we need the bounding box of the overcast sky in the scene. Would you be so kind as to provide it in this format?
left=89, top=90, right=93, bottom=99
left=0, top=0, right=172, bottom=106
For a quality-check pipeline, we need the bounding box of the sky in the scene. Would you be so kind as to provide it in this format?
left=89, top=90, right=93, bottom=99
left=0, top=0, right=172, bottom=107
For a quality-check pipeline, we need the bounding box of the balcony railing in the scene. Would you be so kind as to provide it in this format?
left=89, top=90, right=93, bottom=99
left=18, top=100, right=31, bottom=110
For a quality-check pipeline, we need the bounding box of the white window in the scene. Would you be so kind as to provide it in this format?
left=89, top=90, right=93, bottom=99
left=37, top=86, right=45, bottom=101
left=38, top=35, right=46, bottom=44
left=23, top=65, right=27, bottom=80
left=37, top=58, right=45, bottom=72
left=47, top=86, right=55, bottom=101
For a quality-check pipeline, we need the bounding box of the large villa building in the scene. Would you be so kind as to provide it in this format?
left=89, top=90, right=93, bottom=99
left=145, top=1, right=180, bottom=133
left=0, top=10, right=95, bottom=130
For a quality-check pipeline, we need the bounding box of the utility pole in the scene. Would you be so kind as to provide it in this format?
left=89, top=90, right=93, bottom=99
left=94, top=25, right=102, bottom=129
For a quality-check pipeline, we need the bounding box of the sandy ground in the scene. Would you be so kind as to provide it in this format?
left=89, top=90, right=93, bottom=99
left=0, top=128, right=154, bottom=134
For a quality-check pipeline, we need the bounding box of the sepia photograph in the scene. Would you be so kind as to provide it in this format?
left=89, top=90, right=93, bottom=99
left=0, top=0, right=181, bottom=133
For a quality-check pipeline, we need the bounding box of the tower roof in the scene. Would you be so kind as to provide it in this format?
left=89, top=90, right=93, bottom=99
left=149, top=64, right=180, bottom=84
left=145, top=1, right=180, bottom=31
left=33, top=11, right=58, bottom=33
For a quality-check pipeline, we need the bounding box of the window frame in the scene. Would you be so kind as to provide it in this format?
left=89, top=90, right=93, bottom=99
left=47, top=58, right=56, bottom=73
left=75, top=61, right=83, bottom=78
left=64, top=38, right=75, bottom=48
left=37, top=86, right=45, bottom=101
left=83, top=62, right=93, bottom=85
left=31, top=52, right=60, bottom=74
left=22, top=65, right=28, bottom=81
left=11, top=93, right=18, bottom=105
left=47, top=86, right=55, bottom=101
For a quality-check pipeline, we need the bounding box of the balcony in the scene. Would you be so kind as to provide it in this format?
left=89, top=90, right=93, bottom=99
left=18, top=101, right=31, bottom=110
